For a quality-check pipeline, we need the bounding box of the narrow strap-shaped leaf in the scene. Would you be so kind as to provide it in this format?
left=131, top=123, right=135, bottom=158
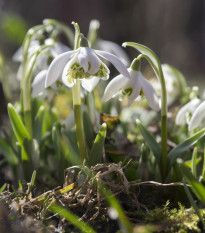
left=191, top=147, right=198, bottom=178
left=49, top=203, right=96, bottom=233
left=27, top=170, right=36, bottom=196
left=99, top=183, right=133, bottom=232
left=0, top=184, right=7, bottom=195
left=183, top=180, right=205, bottom=229
left=8, top=103, right=31, bottom=145
left=168, top=128, right=205, bottom=170
left=0, top=138, right=18, bottom=166
left=33, top=106, right=45, bottom=141
left=136, top=119, right=161, bottom=166
left=202, top=146, right=205, bottom=181
left=178, top=160, right=205, bottom=204
left=88, top=123, right=107, bottom=166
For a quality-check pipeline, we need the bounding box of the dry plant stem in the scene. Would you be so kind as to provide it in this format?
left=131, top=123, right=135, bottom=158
left=72, top=78, right=87, bottom=161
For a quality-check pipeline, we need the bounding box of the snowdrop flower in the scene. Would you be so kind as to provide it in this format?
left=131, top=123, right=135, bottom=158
left=103, top=59, right=160, bottom=111
left=152, top=64, right=186, bottom=106
left=175, top=98, right=201, bottom=127
left=14, top=39, right=70, bottom=80
left=189, top=101, right=205, bottom=130
left=44, top=37, right=130, bottom=92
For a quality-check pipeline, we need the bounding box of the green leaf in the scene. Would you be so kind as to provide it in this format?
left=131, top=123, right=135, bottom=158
left=202, top=146, right=205, bottom=181
left=183, top=180, right=205, bottom=229
left=0, top=184, right=7, bottom=195
left=33, top=106, right=45, bottom=140
left=191, top=147, right=198, bottom=178
left=0, top=138, right=18, bottom=166
left=178, top=160, right=205, bottom=204
left=27, top=170, right=36, bottom=196
left=136, top=119, right=161, bottom=166
left=168, top=128, right=205, bottom=170
left=8, top=103, right=31, bottom=145
left=49, top=203, right=96, bottom=233
left=83, top=111, right=95, bottom=150
left=88, top=123, right=107, bottom=166
left=99, top=184, right=133, bottom=233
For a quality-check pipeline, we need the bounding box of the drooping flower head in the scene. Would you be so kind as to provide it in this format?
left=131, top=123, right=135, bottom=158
left=103, top=58, right=160, bottom=111
left=45, top=36, right=130, bottom=92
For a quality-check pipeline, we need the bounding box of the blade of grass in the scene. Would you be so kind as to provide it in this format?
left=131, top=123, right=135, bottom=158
left=136, top=119, right=161, bottom=166
left=202, top=146, right=205, bottom=181
left=191, top=147, right=198, bottom=178
left=178, top=159, right=205, bottom=204
left=27, top=170, right=36, bottom=196
left=183, top=180, right=205, bottom=230
left=49, top=203, right=96, bottom=233
left=99, top=184, right=133, bottom=233
left=0, top=184, right=7, bottom=194
left=168, top=128, right=205, bottom=170
left=88, top=123, right=107, bottom=166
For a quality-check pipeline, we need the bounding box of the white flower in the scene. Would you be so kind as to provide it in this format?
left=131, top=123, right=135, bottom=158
left=103, top=68, right=160, bottom=111
left=175, top=98, right=201, bottom=126
left=151, top=64, right=186, bottom=106
left=14, top=39, right=70, bottom=80
left=44, top=45, right=130, bottom=92
left=189, top=101, right=205, bottom=130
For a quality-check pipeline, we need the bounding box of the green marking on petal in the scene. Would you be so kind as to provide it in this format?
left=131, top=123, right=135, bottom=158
left=122, top=88, right=133, bottom=96
left=94, top=64, right=109, bottom=78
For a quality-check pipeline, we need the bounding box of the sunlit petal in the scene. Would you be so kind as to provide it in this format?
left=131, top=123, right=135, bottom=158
left=81, top=77, right=99, bottom=92
left=103, top=74, right=128, bottom=102
left=32, top=70, right=48, bottom=97
left=127, top=70, right=141, bottom=105
left=96, top=39, right=130, bottom=66
left=86, top=48, right=101, bottom=74
left=78, top=48, right=89, bottom=72
left=189, top=101, right=205, bottom=130
left=175, top=98, right=201, bottom=125
left=138, top=72, right=160, bottom=111
left=45, top=50, right=76, bottom=88
left=95, top=50, right=131, bottom=79
left=62, top=62, right=75, bottom=88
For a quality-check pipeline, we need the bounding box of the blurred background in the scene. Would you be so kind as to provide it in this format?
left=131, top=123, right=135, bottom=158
left=0, top=0, right=205, bottom=91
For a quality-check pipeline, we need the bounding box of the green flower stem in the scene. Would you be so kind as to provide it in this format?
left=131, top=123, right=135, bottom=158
left=72, top=79, right=87, bottom=161
left=137, top=53, right=167, bottom=178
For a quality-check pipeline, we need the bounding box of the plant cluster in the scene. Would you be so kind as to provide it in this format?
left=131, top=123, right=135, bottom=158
left=0, top=19, right=205, bottom=232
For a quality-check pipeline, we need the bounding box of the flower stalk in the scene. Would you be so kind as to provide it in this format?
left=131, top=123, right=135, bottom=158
left=72, top=79, right=87, bottom=161
left=132, top=50, right=168, bottom=179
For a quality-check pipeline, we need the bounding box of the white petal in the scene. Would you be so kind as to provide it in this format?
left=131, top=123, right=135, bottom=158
left=138, top=72, right=160, bottom=111
left=96, top=39, right=130, bottom=66
left=78, top=48, right=89, bottom=72
left=175, top=98, right=201, bottom=125
left=103, top=75, right=128, bottom=102
left=45, top=50, right=76, bottom=88
left=62, top=62, right=75, bottom=88
left=17, top=65, right=23, bottom=80
left=13, top=47, right=23, bottom=62
left=95, top=50, right=131, bottom=79
left=81, top=77, right=99, bottom=92
left=126, top=71, right=141, bottom=105
left=189, top=101, right=205, bottom=130
left=31, top=70, right=48, bottom=97
left=84, top=48, right=101, bottom=74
